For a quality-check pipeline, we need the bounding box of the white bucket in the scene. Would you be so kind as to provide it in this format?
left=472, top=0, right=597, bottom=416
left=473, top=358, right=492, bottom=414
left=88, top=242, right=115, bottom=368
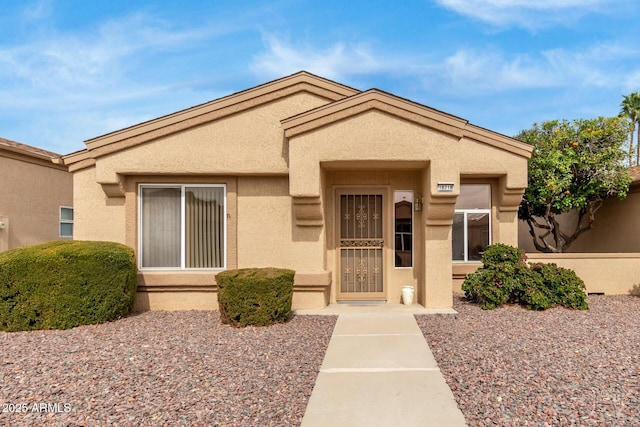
left=402, top=286, right=414, bottom=306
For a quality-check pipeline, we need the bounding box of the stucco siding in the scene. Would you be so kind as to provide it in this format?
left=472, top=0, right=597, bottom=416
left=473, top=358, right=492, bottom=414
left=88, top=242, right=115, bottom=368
left=527, top=254, right=640, bottom=295
left=289, top=110, right=459, bottom=197
left=566, top=185, right=640, bottom=253
left=94, top=93, right=331, bottom=185
left=459, top=137, right=529, bottom=189
left=237, top=176, right=325, bottom=270
left=73, top=167, right=126, bottom=243
left=519, top=183, right=640, bottom=253
left=0, top=154, right=72, bottom=250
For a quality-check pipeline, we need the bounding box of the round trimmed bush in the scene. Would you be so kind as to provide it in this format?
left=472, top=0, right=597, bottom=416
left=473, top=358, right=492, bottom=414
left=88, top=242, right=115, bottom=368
left=217, top=268, right=294, bottom=327
left=0, top=240, right=137, bottom=331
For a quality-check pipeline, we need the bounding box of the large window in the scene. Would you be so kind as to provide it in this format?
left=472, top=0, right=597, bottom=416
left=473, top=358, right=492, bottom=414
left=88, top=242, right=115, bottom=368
left=394, top=191, right=413, bottom=268
left=140, top=185, right=226, bottom=269
left=452, top=184, right=491, bottom=262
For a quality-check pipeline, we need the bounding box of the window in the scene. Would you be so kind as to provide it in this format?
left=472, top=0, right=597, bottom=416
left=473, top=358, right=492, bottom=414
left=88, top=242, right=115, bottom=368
left=139, top=185, right=226, bottom=269
left=59, top=207, right=74, bottom=238
left=452, top=184, right=491, bottom=262
left=394, top=191, right=413, bottom=267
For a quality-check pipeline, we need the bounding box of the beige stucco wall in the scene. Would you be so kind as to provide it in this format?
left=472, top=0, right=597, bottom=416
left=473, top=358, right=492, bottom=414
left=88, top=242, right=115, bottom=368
left=0, top=153, right=73, bottom=251
left=527, top=254, right=640, bottom=295
left=564, top=183, right=640, bottom=253
left=93, top=93, right=330, bottom=187
left=519, top=182, right=640, bottom=253
left=289, top=110, right=528, bottom=198
left=237, top=176, right=325, bottom=270
left=452, top=254, right=640, bottom=296
left=72, top=166, right=126, bottom=243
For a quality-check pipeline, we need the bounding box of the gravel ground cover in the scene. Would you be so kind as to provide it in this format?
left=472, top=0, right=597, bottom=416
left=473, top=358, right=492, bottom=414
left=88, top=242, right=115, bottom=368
left=0, top=312, right=336, bottom=427
left=416, top=294, right=640, bottom=427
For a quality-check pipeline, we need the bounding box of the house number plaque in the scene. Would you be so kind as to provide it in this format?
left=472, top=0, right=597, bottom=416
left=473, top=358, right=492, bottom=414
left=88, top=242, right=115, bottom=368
left=437, top=182, right=454, bottom=192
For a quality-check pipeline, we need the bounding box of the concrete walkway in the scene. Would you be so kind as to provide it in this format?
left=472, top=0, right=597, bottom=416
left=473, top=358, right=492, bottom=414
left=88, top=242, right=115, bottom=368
left=300, top=307, right=467, bottom=427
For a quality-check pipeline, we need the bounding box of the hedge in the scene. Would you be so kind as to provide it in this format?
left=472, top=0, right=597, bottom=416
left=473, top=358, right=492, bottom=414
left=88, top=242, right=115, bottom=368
left=217, top=268, right=294, bottom=327
left=0, top=240, right=137, bottom=331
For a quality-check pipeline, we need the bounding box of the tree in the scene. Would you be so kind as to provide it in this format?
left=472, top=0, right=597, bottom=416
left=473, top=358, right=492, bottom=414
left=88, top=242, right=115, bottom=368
left=620, top=92, right=640, bottom=166
left=517, top=117, right=632, bottom=253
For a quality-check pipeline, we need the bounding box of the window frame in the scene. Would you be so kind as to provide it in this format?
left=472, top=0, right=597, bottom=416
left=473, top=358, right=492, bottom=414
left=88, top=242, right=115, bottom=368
left=138, top=183, right=227, bottom=271
left=393, top=190, right=414, bottom=268
left=59, top=206, right=74, bottom=238
left=452, top=184, right=492, bottom=263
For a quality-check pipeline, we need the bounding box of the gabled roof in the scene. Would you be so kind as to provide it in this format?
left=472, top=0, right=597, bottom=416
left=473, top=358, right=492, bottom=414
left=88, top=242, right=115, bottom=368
left=0, top=137, right=68, bottom=171
left=0, top=137, right=60, bottom=160
left=62, top=71, right=533, bottom=168
left=281, top=89, right=533, bottom=158
left=62, top=71, right=359, bottom=166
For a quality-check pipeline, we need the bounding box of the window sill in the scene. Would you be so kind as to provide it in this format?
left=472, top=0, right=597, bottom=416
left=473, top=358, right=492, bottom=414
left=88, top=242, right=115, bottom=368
left=137, top=270, right=219, bottom=291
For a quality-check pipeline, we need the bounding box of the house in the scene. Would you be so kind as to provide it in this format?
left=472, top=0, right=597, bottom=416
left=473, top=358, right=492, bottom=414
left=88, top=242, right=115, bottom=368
left=60, top=72, right=533, bottom=311
left=0, top=137, right=73, bottom=252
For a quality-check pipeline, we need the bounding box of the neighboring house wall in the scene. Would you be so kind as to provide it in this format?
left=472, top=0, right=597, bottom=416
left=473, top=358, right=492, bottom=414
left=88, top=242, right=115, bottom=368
left=513, top=173, right=640, bottom=296
left=0, top=138, right=73, bottom=252
left=563, top=177, right=640, bottom=253
left=519, top=172, right=640, bottom=254
left=62, top=72, right=532, bottom=311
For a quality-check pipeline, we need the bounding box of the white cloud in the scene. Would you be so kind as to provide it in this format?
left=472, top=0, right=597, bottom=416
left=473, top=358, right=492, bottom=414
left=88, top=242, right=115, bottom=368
left=251, top=34, right=639, bottom=103
left=434, top=0, right=619, bottom=29
left=0, top=10, right=227, bottom=151
left=251, top=35, right=386, bottom=81
left=0, top=12, right=208, bottom=96
left=436, top=42, right=638, bottom=96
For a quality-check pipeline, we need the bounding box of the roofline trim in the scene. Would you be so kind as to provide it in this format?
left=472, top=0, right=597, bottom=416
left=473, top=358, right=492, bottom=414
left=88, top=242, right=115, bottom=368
left=282, top=89, right=533, bottom=159
left=83, top=71, right=359, bottom=151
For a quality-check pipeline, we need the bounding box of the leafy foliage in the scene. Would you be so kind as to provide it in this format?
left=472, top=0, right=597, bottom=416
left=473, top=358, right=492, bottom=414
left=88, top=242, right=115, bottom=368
left=516, top=117, right=632, bottom=252
left=462, top=244, right=588, bottom=310
left=528, top=263, right=588, bottom=310
left=217, top=268, right=294, bottom=327
left=480, top=243, right=527, bottom=268
left=0, top=241, right=137, bottom=331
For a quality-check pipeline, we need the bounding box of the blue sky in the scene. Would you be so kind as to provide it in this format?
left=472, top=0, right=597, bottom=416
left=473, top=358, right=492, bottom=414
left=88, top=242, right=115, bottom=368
left=1, top=0, right=639, bottom=155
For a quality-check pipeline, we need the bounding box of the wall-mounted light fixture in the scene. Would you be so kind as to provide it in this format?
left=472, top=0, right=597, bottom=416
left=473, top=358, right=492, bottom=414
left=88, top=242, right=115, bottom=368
left=0, top=221, right=5, bottom=229
left=414, top=193, right=424, bottom=211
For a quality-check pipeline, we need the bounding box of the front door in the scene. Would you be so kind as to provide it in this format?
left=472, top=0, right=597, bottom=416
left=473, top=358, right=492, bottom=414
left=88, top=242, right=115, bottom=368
left=337, top=190, right=385, bottom=300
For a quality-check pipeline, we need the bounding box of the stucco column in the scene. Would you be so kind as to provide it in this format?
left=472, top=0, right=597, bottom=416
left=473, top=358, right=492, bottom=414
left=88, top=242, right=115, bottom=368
left=424, top=224, right=454, bottom=308
left=420, top=163, right=458, bottom=309
left=497, top=176, right=527, bottom=247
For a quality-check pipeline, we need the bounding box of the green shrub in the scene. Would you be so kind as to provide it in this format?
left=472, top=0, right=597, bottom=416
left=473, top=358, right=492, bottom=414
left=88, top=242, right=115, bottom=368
left=462, top=243, right=588, bottom=311
left=217, top=267, right=294, bottom=327
left=462, top=244, right=528, bottom=309
left=461, top=267, right=518, bottom=309
left=513, top=266, right=555, bottom=310
left=480, top=243, right=527, bottom=268
left=529, top=262, right=588, bottom=310
left=0, top=241, right=137, bottom=331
